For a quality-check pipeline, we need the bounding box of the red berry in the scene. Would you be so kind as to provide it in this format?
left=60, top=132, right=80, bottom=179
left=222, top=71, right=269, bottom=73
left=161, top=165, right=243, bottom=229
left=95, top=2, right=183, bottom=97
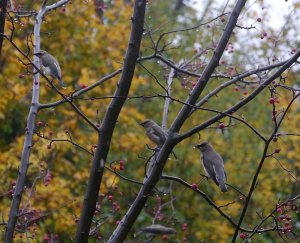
left=276, top=207, right=282, bottom=213
left=108, top=195, right=113, bottom=201
left=269, top=97, right=275, bottom=104
left=273, top=137, right=278, bottom=142
left=243, top=91, right=248, bottom=95
left=191, top=183, right=198, bottom=190
left=18, top=74, right=25, bottom=78
left=162, top=234, right=168, bottom=241
left=219, top=123, right=225, bottom=129
left=234, top=86, right=239, bottom=92
left=283, top=226, right=292, bottom=233
left=286, top=215, right=292, bottom=221
left=43, top=234, right=50, bottom=241
left=182, top=223, right=188, bottom=231
left=119, top=160, right=124, bottom=166
left=239, top=233, right=247, bottom=239
left=274, top=148, right=281, bottom=153
left=47, top=144, right=51, bottom=149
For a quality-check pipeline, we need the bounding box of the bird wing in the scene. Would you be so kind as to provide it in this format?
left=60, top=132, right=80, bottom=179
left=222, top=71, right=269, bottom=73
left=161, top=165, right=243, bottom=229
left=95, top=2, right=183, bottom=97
left=41, top=54, right=62, bottom=80
left=202, top=156, right=219, bottom=186
left=53, top=61, right=62, bottom=80
left=151, top=125, right=166, bottom=143
left=211, top=155, right=226, bottom=185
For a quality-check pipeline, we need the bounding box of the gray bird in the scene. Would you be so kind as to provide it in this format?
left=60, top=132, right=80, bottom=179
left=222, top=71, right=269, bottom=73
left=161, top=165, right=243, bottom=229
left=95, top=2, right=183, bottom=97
left=195, top=142, right=228, bottom=192
left=140, top=119, right=166, bottom=147
left=140, top=224, right=176, bottom=235
left=34, top=50, right=66, bottom=88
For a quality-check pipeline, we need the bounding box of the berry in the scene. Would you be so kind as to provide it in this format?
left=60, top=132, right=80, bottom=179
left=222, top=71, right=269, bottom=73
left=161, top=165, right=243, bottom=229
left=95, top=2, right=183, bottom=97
left=108, top=195, right=113, bottom=201
left=162, top=234, right=168, bottom=241
left=191, top=183, right=198, bottom=190
left=43, top=234, right=50, bottom=241
left=269, top=97, right=275, bottom=104
left=182, top=223, right=188, bottom=231
left=234, top=86, right=239, bottom=92
left=239, top=233, right=247, bottom=239
left=274, top=148, right=281, bottom=153
left=286, top=215, right=292, bottom=221
left=219, top=123, right=225, bottom=129
left=257, top=18, right=262, bottom=22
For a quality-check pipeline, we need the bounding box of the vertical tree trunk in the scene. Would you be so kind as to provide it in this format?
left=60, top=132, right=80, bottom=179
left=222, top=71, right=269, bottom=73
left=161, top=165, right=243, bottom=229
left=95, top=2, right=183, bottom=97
left=0, top=0, right=8, bottom=57
left=75, top=1, right=146, bottom=242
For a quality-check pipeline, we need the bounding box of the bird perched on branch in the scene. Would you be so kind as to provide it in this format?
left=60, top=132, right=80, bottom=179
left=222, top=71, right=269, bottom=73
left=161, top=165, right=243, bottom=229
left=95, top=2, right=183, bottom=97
left=140, top=119, right=167, bottom=147
left=195, top=142, right=228, bottom=192
left=34, top=50, right=66, bottom=89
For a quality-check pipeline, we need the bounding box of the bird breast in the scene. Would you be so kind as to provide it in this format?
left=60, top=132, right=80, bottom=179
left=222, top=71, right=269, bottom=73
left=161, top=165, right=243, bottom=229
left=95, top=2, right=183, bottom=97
left=41, top=66, right=52, bottom=76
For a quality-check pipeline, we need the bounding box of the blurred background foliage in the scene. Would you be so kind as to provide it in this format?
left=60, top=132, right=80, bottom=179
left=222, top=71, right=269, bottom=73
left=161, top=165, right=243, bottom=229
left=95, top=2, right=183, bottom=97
left=0, top=0, right=299, bottom=242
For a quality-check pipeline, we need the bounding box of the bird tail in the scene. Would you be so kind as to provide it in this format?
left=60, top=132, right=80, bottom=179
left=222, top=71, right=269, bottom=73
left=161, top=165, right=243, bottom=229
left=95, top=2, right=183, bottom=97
left=219, top=182, right=228, bottom=192
left=59, top=78, right=67, bottom=89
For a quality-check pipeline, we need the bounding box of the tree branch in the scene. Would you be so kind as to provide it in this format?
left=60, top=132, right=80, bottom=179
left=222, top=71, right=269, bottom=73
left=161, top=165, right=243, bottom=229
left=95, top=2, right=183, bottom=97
left=75, top=1, right=146, bottom=242
left=108, top=1, right=247, bottom=242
